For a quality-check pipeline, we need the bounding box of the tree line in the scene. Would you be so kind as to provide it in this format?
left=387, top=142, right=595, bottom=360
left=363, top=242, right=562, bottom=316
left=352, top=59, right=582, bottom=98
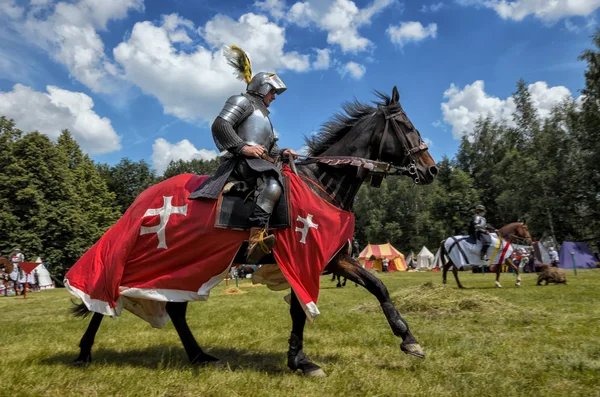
left=3, top=31, right=600, bottom=277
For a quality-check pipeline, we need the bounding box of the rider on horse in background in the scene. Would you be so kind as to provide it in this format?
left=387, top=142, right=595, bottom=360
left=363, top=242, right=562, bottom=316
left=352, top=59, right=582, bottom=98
left=189, top=45, right=298, bottom=263
left=468, top=205, right=496, bottom=261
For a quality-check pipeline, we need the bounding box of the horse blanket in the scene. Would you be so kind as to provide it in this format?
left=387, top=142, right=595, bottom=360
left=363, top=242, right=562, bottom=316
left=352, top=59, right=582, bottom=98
left=444, top=234, right=513, bottom=269
left=64, top=166, right=355, bottom=328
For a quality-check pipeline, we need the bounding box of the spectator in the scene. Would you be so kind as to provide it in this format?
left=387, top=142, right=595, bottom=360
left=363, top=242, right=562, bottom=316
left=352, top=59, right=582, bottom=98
left=382, top=257, right=389, bottom=273
left=548, top=247, right=559, bottom=267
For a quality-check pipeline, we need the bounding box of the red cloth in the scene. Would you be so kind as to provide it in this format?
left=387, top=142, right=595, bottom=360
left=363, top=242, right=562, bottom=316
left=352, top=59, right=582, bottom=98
left=65, top=166, right=354, bottom=323
left=19, top=262, right=39, bottom=275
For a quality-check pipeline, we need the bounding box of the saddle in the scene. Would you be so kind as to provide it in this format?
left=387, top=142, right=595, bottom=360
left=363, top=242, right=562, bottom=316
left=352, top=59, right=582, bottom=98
left=214, top=174, right=292, bottom=231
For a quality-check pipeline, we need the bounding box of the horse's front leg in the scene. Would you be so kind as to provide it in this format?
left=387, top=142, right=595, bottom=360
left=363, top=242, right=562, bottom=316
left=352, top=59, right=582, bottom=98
left=73, top=312, right=103, bottom=366
left=328, top=251, right=425, bottom=359
left=287, top=292, right=327, bottom=377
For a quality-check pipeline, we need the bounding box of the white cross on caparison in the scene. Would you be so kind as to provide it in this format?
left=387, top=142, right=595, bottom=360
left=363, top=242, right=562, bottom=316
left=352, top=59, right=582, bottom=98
left=140, top=196, right=188, bottom=249
left=295, top=214, right=318, bottom=244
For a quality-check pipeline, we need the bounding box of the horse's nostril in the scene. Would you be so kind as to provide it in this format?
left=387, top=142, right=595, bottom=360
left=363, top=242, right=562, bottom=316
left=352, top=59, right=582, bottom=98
left=429, top=165, right=439, bottom=177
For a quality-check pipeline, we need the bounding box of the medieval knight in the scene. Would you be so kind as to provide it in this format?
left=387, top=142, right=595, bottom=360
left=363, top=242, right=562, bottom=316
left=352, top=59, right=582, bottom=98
left=189, top=45, right=297, bottom=263
left=468, top=205, right=495, bottom=261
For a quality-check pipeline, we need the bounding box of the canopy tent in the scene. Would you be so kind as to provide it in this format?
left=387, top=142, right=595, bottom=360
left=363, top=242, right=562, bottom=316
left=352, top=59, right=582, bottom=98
left=33, top=257, right=55, bottom=289
left=416, top=246, right=434, bottom=269
left=432, top=248, right=446, bottom=269
left=559, top=242, right=598, bottom=269
left=405, top=252, right=416, bottom=269
left=358, top=243, right=406, bottom=272
left=533, top=242, right=551, bottom=265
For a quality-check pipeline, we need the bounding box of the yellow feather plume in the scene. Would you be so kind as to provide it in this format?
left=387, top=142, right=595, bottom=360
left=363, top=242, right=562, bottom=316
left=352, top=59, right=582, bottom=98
left=223, top=44, right=252, bottom=84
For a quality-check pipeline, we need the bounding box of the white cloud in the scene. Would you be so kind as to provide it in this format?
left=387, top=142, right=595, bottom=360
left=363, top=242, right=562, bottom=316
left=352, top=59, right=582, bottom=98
left=441, top=80, right=578, bottom=139
left=387, top=21, right=438, bottom=46
left=0, top=84, right=121, bottom=153
left=11, top=0, right=144, bottom=93
left=420, top=2, right=444, bottom=13
left=564, top=17, right=597, bottom=33
left=254, top=0, right=287, bottom=19
left=0, top=0, right=24, bottom=19
left=341, top=61, right=366, bottom=79
left=313, top=48, right=331, bottom=69
left=461, top=0, right=600, bottom=22
left=151, top=138, right=218, bottom=174
left=424, top=137, right=434, bottom=146
left=286, top=0, right=395, bottom=53
left=114, top=12, right=311, bottom=123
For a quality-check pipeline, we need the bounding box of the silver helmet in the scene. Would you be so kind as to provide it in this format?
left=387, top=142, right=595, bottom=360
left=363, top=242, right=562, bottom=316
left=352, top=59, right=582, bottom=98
left=475, top=205, right=486, bottom=212
left=247, top=72, right=287, bottom=97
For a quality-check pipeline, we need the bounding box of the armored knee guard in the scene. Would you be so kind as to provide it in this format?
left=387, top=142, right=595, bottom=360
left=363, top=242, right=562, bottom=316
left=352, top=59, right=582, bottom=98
left=256, top=176, right=282, bottom=214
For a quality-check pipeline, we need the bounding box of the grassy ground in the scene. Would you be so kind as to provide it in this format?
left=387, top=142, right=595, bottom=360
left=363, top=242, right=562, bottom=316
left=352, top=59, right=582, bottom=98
left=1, top=270, right=599, bottom=397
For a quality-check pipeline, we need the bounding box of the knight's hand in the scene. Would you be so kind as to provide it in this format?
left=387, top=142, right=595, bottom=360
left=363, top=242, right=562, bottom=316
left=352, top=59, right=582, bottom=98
left=283, top=149, right=299, bottom=159
left=241, top=145, right=265, bottom=158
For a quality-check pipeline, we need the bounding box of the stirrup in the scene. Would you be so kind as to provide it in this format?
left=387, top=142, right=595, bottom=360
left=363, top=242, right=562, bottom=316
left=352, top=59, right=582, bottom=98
left=247, top=229, right=276, bottom=263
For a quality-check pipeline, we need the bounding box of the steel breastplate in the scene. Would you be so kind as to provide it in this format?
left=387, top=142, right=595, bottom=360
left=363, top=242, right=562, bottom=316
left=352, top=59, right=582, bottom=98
left=237, top=107, right=274, bottom=150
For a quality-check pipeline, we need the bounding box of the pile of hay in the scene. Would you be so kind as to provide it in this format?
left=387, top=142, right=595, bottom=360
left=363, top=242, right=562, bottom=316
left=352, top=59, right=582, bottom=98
left=222, top=287, right=246, bottom=295
left=356, top=282, right=517, bottom=317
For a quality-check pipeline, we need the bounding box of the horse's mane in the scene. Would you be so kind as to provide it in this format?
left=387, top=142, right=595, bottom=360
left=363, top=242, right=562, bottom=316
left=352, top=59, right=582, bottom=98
left=305, top=91, right=397, bottom=156
left=499, top=222, right=523, bottom=235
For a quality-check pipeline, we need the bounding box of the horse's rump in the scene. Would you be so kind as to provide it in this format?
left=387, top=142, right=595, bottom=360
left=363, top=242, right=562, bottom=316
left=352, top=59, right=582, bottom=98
left=444, top=234, right=513, bottom=268
left=65, top=167, right=354, bottom=328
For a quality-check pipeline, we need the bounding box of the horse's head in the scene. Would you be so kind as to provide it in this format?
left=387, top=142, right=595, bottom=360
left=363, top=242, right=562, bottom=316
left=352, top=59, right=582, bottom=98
left=515, top=222, right=532, bottom=245
left=372, top=86, right=438, bottom=184
left=499, top=222, right=532, bottom=245
left=0, top=256, right=13, bottom=274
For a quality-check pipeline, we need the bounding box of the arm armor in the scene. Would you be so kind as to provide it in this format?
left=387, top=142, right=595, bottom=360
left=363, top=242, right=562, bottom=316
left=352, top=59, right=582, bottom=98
left=211, top=95, right=253, bottom=153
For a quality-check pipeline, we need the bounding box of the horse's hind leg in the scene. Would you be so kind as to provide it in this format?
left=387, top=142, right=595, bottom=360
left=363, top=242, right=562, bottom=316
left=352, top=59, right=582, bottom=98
left=287, top=292, right=327, bottom=377
left=495, top=262, right=503, bottom=288
left=165, top=302, right=220, bottom=366
left=73, top=312, right=103, bottom=366
left=506, top=259, right=520, bottom=287
left=328, top=251, right=425, bottom=359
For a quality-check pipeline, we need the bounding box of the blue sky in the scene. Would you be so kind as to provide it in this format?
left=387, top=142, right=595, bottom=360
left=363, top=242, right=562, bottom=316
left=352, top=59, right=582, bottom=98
left=0, top=0, right=596, bottom=173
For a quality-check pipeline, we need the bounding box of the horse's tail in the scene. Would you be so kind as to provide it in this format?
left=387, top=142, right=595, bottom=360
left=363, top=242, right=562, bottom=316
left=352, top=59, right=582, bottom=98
left=70, top=300, right=92, bottom=318
left=439, top=239, right=448, bottom=267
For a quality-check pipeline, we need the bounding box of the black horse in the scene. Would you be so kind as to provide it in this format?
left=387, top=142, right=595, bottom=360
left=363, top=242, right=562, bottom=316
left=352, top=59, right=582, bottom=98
left=70, top=86, right=438, bottom=377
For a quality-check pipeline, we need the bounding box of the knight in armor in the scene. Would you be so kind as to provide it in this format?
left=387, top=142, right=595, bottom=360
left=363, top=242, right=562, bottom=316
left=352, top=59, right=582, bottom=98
left=189, top=45, right=297, bottom=263
left=468, top=205, right=495, bottom=261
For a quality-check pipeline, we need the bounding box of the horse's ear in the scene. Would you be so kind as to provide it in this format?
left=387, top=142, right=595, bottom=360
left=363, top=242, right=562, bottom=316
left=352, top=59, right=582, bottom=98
left=391, top=86, right=399, bottom=103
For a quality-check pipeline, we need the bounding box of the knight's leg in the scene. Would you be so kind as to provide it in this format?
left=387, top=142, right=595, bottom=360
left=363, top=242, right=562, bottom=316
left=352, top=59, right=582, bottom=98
left=287, top=292, right=326, bottom=377
left=166, top=302, right=220, bottom=365
left=73, top=312, right=103, bottom=366
left=247, top=175, right=282, bottom=263
left=480, top=233, right=491, bottom=261
left=327, top=251, right=425, bottom=358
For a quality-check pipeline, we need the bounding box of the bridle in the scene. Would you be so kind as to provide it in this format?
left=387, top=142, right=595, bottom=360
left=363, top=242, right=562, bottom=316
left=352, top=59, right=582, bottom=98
left=293, top=104, right=429, bottom=186
left=502, top=224, right=532, bottom=245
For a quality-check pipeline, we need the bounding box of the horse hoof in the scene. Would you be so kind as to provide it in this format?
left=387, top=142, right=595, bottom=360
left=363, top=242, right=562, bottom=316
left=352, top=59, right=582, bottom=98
left=70, top=359, right=91, bottom=368
left=400, top=343, right=425, bottom=359
left=304, top=368, right=327, bottom=378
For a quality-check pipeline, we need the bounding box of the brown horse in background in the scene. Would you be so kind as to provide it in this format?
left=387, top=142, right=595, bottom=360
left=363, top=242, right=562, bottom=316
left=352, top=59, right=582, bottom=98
left=441, top=222, right=532, bottom=289
left=1, top=256, right=17, bottom=296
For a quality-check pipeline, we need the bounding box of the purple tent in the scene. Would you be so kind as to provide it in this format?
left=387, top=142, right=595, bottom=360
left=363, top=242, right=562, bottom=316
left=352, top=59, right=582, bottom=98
left=558, top=242, right=598, bottom=269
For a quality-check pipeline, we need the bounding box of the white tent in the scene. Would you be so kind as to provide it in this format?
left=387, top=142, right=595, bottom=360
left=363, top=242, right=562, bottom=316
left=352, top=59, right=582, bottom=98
left=33, top=257, right=55, bottom=289
left=432, top=248, right=447, bottom=269
left=416, top=246, right=435, bottom=269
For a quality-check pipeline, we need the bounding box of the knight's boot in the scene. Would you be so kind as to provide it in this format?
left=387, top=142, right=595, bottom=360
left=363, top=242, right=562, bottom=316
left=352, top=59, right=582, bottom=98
left=480, top=245, right=490, bottom=261
left=247, top=227, right=276, bottom=263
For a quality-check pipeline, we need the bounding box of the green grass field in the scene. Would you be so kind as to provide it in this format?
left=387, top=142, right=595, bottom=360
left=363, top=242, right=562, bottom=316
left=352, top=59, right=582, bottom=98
left=1, top=270, right=599, bottom=397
